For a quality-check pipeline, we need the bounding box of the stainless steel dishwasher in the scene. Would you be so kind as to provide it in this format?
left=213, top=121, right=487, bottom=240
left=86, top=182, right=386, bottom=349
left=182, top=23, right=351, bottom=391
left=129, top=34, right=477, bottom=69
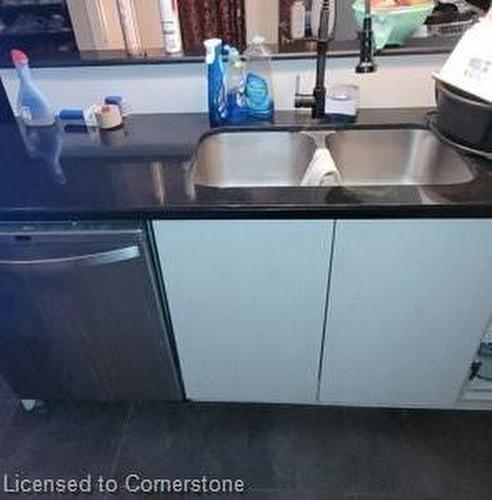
left=0, top=222, right=183, bottom=403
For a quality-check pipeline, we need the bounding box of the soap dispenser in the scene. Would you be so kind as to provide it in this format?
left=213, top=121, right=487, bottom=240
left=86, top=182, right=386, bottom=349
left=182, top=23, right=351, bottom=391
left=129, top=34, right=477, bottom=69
left=204, top=38, right=228, bottom=126
left=244, top=36, right=275, bottom=121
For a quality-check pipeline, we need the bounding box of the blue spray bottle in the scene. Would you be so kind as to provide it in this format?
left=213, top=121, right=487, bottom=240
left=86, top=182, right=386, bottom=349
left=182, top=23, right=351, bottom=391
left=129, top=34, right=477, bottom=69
left=11, top=49, right=55, bottom=127
left=204, top=38, right=227, bottom=127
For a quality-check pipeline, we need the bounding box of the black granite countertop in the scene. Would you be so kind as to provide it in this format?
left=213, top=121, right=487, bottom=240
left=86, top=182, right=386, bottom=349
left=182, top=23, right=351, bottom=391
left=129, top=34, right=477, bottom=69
left=0, top=108, right=491, bottom=221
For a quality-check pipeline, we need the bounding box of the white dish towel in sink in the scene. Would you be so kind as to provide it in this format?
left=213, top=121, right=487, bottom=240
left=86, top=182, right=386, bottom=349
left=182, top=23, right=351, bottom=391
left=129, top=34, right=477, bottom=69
left=301, top=147, right=341, bottom=187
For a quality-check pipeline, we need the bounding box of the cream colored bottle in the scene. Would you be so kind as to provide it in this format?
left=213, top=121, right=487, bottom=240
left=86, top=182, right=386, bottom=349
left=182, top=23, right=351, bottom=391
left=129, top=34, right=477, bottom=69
left=116, top=0, right=144, bottom=55
left=159, top=0, right=183, bottom=54
left=290, top=0, right=306, bottom=40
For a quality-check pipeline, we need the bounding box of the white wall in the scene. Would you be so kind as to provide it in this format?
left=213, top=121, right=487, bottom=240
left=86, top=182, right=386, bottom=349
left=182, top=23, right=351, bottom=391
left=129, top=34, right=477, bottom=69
left=245, top=0, right=279, bottom=43
left=0, top=53, right=446, bottom=114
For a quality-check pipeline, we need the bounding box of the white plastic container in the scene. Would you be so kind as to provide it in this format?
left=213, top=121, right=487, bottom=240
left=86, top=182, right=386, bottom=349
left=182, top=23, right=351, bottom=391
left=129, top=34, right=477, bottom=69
left=290, top=0, right=306, bottom=40
left=326, top=84, right=360, bottom=120
left=159, top=0, right=183, bottom=54
left=436, top=14, right=492, bottom=103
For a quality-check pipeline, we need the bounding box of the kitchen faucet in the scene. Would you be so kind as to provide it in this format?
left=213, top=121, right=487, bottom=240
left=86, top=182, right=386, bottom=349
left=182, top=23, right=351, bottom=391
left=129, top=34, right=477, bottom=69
left=356, top=0, right=378, bottom=75
left=295, top=0, right=377, bottom=119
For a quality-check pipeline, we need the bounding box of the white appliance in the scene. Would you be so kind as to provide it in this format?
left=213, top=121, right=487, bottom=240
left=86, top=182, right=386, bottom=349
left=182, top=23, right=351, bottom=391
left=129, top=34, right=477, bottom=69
left=436, top=10, right=492, bottom=102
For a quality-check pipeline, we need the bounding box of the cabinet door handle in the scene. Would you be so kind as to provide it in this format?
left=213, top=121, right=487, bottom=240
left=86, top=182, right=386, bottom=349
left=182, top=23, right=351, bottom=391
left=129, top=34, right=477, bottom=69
left=0, top=246, right=140, bottom=272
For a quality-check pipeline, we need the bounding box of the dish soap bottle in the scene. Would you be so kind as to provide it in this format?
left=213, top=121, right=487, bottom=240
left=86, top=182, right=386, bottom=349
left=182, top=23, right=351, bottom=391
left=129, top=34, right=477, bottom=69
left=11, top=49, right=55, bottom=127
left=225, top=46, right=248, bottom=124
left=159, top=0, right=183, bottom=55
left=204, top=38, right=227, bottom=127
left=244, top=36, right=275, bottom=121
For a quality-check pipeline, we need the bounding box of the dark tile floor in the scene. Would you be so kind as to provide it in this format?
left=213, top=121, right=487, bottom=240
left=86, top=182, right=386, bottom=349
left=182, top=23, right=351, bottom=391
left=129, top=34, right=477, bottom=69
left=1, top=377, right=492, bottom=499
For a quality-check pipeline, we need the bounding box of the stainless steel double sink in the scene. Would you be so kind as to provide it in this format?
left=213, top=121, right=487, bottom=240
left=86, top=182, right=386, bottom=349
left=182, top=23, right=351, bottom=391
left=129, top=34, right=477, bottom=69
left=192, top=128, right=474, bottom=188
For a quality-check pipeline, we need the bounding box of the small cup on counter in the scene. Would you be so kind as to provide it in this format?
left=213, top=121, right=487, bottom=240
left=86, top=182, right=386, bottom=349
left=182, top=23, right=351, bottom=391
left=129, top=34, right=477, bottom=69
left=95, top=104, right=124, bottom=130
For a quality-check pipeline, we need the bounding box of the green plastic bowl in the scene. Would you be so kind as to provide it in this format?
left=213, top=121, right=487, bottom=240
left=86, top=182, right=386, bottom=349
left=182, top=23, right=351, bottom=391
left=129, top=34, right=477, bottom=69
left=352, top=1, right=434, bottom=50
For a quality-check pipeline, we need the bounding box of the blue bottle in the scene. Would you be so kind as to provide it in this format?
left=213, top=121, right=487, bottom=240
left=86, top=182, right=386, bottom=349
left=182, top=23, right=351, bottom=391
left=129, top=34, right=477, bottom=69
left=204, top=38, right=227, bottom=127
left=244, top=37, right=275, bottom=121
left=11, top=49, right=55, bottom=127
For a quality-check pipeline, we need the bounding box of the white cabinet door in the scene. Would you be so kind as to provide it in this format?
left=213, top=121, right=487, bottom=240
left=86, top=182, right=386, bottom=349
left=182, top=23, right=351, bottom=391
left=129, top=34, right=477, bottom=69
left=320, top=220, right=492, bottom=408
left=153, top=220, right=334, bottom=403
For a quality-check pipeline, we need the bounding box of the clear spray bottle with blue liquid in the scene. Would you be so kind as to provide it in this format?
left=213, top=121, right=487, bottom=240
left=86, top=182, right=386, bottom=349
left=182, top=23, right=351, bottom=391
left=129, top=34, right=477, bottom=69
left=224, top=46, right=248, bottom=124
left=244, top=36, right=275, bottom=121
left=11, top=50, right=55, bottom=127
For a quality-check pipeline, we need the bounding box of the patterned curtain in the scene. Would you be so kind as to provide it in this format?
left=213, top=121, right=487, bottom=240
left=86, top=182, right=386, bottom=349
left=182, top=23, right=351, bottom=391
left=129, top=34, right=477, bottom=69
left=279, top=0, right=294, bottom=29
left=178, top=0, right=246, bottom=54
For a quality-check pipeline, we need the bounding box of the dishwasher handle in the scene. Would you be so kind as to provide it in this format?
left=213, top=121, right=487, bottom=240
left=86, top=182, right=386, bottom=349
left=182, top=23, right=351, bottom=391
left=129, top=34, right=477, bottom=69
left=0, top=245, right=140, bottom=273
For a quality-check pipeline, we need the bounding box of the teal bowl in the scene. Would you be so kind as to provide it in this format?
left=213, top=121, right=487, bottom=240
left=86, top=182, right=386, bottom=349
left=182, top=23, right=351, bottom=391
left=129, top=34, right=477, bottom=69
left=352, top=1, right=434, bottom=50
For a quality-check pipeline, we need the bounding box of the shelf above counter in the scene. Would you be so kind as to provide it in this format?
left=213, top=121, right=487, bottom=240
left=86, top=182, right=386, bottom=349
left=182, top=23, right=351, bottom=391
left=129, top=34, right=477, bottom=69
left=0, top=36, right=459, bottom=69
